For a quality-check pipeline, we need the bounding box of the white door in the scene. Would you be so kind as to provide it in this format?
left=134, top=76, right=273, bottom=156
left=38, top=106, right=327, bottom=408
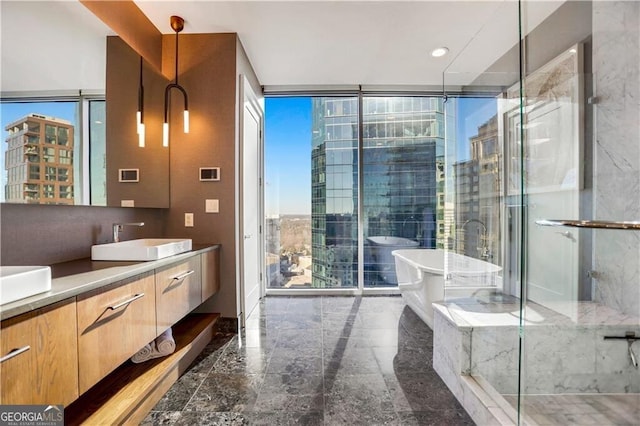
left=240, top=77, right=263, bottom=327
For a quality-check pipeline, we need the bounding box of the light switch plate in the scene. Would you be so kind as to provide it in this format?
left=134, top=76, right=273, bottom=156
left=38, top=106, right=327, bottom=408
left=185, top=213, right=194, bottom=227
left=205, top=199, right=219, bottom=213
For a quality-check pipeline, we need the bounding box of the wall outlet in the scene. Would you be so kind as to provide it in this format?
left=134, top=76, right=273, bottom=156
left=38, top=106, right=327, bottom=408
left=205, top=199, right=219, bottom=213
left=185, top=213, right=194, bottom=227
left=121, top=200, right=135, bottom=207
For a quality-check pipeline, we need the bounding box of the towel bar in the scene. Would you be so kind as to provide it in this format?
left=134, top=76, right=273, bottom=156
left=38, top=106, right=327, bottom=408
left=536, top=219, right=640, bottom=230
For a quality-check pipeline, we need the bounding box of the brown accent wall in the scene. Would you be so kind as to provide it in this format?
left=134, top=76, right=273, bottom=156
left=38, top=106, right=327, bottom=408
left=0, top=204, right=165, bottom=265
left=106, top=36, right=170, bottom=208
left=201, top=37, right=263, bottom=319
left=160, top=33, right=242, bottom=318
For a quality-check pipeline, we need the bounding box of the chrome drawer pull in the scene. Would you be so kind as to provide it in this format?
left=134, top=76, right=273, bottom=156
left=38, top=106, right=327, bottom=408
left=108, top=293, right=145, bottom=310
left=0, top=346, right=31, bottom=363
left=172, top=270, right=195, bottom=282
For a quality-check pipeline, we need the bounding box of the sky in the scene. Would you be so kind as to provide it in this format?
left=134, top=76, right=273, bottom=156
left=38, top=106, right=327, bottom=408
left=455, top=97, right=497, bottom=162
left=264, top=96, right=498, bottom=216
left=264, top=97, right=312, bottom=216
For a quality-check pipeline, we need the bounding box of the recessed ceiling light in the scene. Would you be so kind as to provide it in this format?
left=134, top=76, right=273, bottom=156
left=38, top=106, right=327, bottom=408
left=431, top=47, right=449, bottom=58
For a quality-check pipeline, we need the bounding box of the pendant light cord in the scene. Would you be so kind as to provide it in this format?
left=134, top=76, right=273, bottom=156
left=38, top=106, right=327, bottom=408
left=138, top=56, right=144, bottom=122
left=174, top=28, right=179, bottom=85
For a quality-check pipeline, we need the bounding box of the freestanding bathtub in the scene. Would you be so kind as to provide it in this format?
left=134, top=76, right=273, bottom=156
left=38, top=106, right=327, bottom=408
left=367, top=236, right=420, bottom=284
left=392, top=248, right=502, bottom=328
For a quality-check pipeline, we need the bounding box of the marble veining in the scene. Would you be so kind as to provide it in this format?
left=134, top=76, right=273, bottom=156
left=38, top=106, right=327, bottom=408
left=142, top=296, right=472, bottom=425
left=434, top=296, right=640, bottom=403
left=593, top=0, right=640, bottom=317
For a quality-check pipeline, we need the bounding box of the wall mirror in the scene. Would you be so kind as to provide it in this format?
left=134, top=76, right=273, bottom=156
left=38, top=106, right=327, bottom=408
left=0, top=1, right=170, bottom=208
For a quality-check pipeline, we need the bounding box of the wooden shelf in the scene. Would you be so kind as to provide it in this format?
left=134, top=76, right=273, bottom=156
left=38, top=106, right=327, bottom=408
left=65, top=313, right=220, bottom=425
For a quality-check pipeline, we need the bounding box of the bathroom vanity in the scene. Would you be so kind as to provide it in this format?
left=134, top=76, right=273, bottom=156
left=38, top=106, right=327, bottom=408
left=0, top=244, right=220, bottom=423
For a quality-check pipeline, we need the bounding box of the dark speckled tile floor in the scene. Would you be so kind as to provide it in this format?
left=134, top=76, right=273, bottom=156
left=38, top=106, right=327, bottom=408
left=141, top=296, right=474, bottom=425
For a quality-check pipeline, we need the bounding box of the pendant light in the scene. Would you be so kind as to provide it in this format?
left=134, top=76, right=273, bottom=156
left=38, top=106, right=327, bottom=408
left=163, top=15, right=189, bottom=147
left=137, top=56, right=145, bottom=147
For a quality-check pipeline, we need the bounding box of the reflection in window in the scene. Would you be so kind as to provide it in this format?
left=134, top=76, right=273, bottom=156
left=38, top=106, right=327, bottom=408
left=1, top=100, right=85, bottom=205
left=43, top=184, right=55, bottom=198
left=57, top=168, right=70, bottom=182
left=45, top=124, right=56, bottom=144
left=43, top=147, right=55, bottom=162
left=29, top=164, right=40, bottom=180
left=89, top=100, right=106, bottom=206
left=45, top=166, right=56, bottom=181
left=57, top=127, right=69, bottom=146
left=59, top=149, right=72, bottom=165
left=59, top=185, right=73, bottom=199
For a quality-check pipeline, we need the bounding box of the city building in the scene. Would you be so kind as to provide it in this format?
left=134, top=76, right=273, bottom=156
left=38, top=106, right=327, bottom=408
left=4, top=114, right=74, bottom=205
left=453, top=115, right=502, bottom=265
left=311, top=97, right=446, bottom=288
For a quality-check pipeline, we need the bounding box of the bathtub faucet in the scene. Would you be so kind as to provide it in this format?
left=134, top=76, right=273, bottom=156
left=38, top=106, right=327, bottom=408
left=461, top=219, right=491, bottom=260
left=402, top=216, right=421, bottom=241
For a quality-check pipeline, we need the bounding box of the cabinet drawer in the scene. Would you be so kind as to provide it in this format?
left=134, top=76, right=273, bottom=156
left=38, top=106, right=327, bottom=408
left=76, top=272, right=156, bottom=394
left=201, top=249, right=220, bottom=301
left=1, top=298, right=79, bottom=406
left=156, top=257, right=201, bottom=335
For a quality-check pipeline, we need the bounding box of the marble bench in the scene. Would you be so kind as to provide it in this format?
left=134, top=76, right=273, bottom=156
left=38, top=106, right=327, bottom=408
left=431, top=293, right=640, bottom=425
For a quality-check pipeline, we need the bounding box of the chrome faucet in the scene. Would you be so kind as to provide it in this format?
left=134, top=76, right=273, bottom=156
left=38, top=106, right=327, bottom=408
left=112, top=222, right=144, bottom=243
left=402, top=216, right=421, bottom=241
left=461, top=219, right=491, bottom=260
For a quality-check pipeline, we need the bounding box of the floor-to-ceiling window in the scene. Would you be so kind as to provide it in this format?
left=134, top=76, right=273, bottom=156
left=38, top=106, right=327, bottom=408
left=362, top=96, right=445, bottom=287
left=264, top=94, right=452, bottom=291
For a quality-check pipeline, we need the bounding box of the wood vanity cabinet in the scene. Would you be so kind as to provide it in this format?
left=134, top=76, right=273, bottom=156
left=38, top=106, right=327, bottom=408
left=155, top=257, right=202, bottom=335
left=201, top=249, right=220, bottom=301
left=76, top=272, right=156, bottom=394
left=0, top=298, right=79, bottom=406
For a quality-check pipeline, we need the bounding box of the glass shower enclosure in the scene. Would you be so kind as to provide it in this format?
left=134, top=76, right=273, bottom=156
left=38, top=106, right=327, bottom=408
left=438, top=1, right=639, bottom=424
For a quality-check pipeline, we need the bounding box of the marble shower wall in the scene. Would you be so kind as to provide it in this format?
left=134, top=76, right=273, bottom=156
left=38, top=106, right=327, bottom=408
left=434, top=302, right=640, bottom=396
left=592, top=1, right=640, bottom=316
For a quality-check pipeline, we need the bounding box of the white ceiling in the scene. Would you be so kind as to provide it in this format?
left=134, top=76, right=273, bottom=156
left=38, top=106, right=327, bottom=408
left=135, top=0, right=564, bottom=88
left=0, top=1, right=112, bottom=93
left=0, top=0, right=565, bottom=93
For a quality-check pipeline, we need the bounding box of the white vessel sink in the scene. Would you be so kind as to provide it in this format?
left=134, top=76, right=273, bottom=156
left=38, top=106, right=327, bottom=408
left=91, top=238, right=192, bottom=261
left=0, top=266, right=52, bottom=305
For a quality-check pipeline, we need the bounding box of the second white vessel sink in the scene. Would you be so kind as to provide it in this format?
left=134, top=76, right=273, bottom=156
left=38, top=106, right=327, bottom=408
left=91, top=238, right=192, bottom=261
left=0, top=266, right=52, bottom=305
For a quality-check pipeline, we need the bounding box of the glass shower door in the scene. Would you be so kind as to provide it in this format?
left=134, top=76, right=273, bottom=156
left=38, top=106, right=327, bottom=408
left=519, top=0, right=640, bottom=424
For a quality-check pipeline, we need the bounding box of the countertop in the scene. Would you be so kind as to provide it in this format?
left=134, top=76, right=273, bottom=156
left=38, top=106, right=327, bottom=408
left=0, top=244, right=220, bottom=321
